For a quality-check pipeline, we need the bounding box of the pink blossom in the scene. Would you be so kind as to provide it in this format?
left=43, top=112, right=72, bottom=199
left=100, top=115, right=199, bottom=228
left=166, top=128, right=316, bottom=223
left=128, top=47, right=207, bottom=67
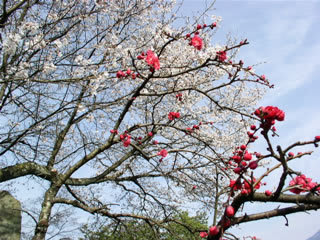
left=240, top=145, right=246, bottom=151
left=110, top=129, right=118, bottom=134
left=191, top=35, right=203, bottom=50
left=289, top=175, right=318, bottom=194
left=148, top=132, right=153, bottom=137
left=233, top=167, right=242, bottom=174
left=157, top=149, right=168, bottom=158
left=210, top=22, right=217, bottom=28
left=249, top=161, right=258, bottom=170
left=250, top=125, right=256, bottom=130
left=209, top=226, right=219, bottom=236
left=145, top=50, right=160, bottom=70
left=168, top=112, right=180, bottom=121
left=116, top=71, right=126, bottom=78
left=137, top=54, right=145, bottom=60
left=225, top=206, right=235, bottom=217
left=216, top=51, right=227, bottom=61
left=123, top=136, right=131, bottom=147
left=254, top=106, right=285, bottom=122
left=243, top=153, right=252, bottom=161
left=265, top=190, right=272, bottom=196
left=200, top=232, right=208, bottom=238
left=229, top=179, right=241, bottom=190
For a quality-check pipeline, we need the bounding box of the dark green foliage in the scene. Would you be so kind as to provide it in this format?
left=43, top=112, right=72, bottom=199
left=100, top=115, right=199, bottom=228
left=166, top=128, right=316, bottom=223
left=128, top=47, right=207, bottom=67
left=80, top=211, right=207, bottom=240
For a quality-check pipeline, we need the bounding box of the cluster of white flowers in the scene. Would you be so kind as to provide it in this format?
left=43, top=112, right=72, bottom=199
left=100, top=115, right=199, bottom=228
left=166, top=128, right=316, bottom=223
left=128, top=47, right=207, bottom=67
left=0, top=1, right=268, bottom=238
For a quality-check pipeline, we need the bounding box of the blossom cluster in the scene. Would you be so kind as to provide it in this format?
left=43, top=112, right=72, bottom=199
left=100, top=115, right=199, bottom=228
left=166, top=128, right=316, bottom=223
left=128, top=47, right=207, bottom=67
left=254, top=106, right=285, bottom=130
left=289, top=175, right=320, bottom=194
left=168, top=112, right=180, bottom=121
left=185, top=22, right=217, bottom=51
left=116, top=69, right=137, bottom=79
left=137, top=50, right=160, bottom=71
left=200, top=205, right=235, bottom=238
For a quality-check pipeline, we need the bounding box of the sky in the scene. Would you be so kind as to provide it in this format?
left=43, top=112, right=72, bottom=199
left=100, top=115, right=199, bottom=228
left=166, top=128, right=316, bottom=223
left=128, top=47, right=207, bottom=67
left=1, top=1, right=319, bottom=239
left=180, top=0, right=320, bottom=239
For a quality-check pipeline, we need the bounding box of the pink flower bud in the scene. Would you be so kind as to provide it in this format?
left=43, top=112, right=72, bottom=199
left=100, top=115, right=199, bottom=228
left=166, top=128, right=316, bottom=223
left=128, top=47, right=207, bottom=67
left=249, top=161, right=258, bottom=170
left=241, top=189, right=248, bottom=195
left=240, top=145, right=246, bottom=151
left=200, top=232, right=208, bottom=238
left=225, top=206, right=235, bottom=217
left=209, top=226, right=219, bottom=236
left=243, top=153, right=252, bottom=161
left=265, top=190, right=272, bottom=196
left=233, top=167, right=242, bottom=174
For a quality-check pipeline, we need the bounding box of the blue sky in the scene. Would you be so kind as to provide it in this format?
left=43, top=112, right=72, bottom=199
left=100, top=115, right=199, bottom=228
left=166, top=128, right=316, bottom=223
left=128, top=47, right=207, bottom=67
left=180, top=0, right=320, bottom=239
left=2, top=1, right=319, bottom=239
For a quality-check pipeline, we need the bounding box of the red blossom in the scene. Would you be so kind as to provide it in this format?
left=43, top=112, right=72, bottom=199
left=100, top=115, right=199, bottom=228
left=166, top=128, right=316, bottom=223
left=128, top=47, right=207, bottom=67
left=265, top=190, right=272, bottom=196
left=229, top=180, right=241, bottom=190
left=200, top=232, right=208, bottom=238
left=249, top=161, right=258, bottom=170
left=243, top=153, right=252, bottom=161
left=157, top=149, right=168, bottom=158
left=216, top=51, right=227, bottom=61
left=233, top=167, right=242, bottom=174
left=168, top=112, right=180, bottom=121
left=250, top=125, right=256, bottom=130
left=289, top=175, right=319, bottom=194
left=240, top=145, right=246, bottom=151
left=191, top=35, right=203, bottom=50
left=145, top=50, right=160, bottom=70
left=116, top=71, right=126, bottom=78
left=123, top=135, right=131, bottom=147
left=243, top=178, right=260, bottom=191
left=255, top=106, right=285, bottom=122
left=209, top=226, right=220, bottom=236
left=210, top=22, right=217, bottom=28
left=225, top=206, right=235, bottom=217
left=231, top=155, right=241, bottom=163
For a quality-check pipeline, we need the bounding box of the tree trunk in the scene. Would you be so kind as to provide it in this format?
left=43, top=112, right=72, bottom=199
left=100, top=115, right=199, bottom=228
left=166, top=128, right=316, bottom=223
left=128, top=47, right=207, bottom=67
left=32, top=185, right=60, bottom=240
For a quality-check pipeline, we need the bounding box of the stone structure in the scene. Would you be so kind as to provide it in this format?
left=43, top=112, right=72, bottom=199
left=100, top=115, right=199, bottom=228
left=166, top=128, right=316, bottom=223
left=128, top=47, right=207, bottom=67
left=0, top=191, right=21, bottom=240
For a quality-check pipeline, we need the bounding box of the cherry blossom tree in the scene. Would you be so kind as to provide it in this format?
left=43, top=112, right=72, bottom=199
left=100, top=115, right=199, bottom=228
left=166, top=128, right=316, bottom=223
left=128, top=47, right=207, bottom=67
left=1, top=1, right=319, bottom=240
